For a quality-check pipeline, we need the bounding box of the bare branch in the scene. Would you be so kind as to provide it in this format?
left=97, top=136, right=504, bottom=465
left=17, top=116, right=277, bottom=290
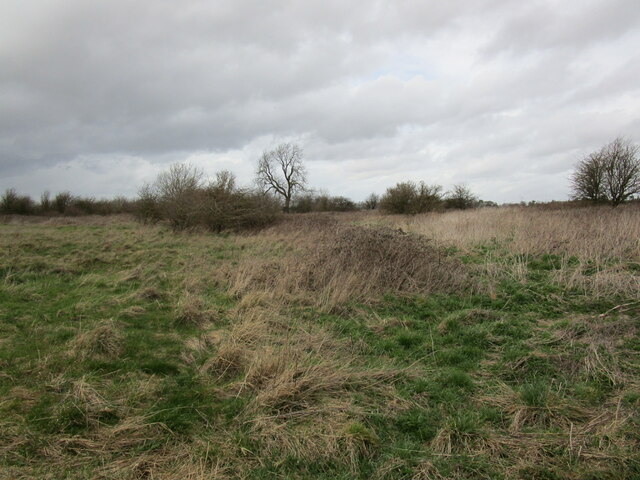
left=255, top=143, right=307, bottom=212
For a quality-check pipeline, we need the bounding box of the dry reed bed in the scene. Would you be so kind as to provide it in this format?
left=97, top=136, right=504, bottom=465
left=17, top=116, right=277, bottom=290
left=364, top=205, right=640, bottom=297
left=372, top=204, right=640, bottom=261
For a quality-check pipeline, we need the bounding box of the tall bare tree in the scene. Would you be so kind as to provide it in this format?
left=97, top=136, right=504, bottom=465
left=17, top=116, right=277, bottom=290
left=571, top=137, right=640, bottom=206
left=256, top=143, right=307, bottom=213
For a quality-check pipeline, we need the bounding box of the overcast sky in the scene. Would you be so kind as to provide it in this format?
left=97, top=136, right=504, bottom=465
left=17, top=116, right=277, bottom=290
left=1, top=0, right=639, bottom=203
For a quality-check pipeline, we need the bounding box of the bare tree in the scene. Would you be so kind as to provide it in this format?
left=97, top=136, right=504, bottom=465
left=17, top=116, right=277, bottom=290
left=571, top=137, right=640, bottom=206
left=362, top=193, right=380, bottom=210
left=602, top=137, right=640, bottom=206
left=570, top=151, right=607, bottom=203
left=150, top=163, right=204, bottom=230
left=256, top=143, right=307, bottom=213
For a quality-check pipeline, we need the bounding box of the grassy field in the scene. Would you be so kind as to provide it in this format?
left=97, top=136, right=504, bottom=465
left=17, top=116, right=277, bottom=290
left=1, top=206, right=639, bottom=479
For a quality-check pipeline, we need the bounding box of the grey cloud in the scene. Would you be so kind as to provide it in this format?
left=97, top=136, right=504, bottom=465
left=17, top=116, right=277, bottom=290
left=1, top=0, right=639, bottom=203
left=484, top=0, right=640, bottom=56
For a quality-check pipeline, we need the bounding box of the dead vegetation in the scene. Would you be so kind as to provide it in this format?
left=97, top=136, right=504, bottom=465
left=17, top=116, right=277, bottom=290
left=228, top=218, right=478, bottom=310
left=71, top=319, right=125, bottom=359
left=371, top=203, right=640, bottom=297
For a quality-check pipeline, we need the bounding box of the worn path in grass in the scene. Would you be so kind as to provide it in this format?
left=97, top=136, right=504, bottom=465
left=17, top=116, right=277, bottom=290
left=0, top=215, right=638, bottom=479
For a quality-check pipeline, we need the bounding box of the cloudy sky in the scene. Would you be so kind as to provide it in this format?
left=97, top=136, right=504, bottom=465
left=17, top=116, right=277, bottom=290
left=1, top=0, right=639, bottom=203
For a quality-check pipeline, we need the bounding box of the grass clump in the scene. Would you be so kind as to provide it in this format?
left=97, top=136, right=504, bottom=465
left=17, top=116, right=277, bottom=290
left=71, top=319, right=125, bottom=359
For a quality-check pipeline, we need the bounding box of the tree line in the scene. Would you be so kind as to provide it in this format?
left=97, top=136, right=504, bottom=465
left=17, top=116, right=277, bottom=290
left=2, top=137, right=638, bottom=230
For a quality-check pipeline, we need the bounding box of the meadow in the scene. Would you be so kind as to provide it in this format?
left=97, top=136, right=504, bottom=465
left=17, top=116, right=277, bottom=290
left=0, top=205, right=639, bottom=479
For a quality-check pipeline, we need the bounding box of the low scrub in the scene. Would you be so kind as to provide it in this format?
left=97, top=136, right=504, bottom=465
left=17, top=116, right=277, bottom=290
left=1, top=188, right=137, bottom=216
left=0, top=189, right=36, bottom=215
left=379, top=181, right=443, bottom=214
left=136, top=164, right=280, bottom=232
left=291, top=193, right=358, bottom=213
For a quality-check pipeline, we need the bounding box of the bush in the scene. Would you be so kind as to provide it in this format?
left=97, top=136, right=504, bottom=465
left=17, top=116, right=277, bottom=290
left=53, top=191, right=74, bottom=214
left=0, top=189, right=35, bottom=215
left=135, top=184, right=162, bottom=224
left=379, top=181, right=442, bottom=214
left=291, top=194, right=358, bottom=213
left=137, top=164, right=280, bottom=232
left=39, top=191, right=52, bottom=213
left=571, top=137, right=640, bottom=206
left=361, top=193, right=379, bottom=210
left=197, top=171, right=280, bottom=232
left=445, top=184, right=479, bottom=210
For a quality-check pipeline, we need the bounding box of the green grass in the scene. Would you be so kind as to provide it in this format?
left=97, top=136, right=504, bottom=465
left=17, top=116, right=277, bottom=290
left=0, top=218, right=638, bottom=479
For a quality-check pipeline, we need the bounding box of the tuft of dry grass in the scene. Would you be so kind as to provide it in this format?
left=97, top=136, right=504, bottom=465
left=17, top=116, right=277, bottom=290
left=174, top=292, right=219, bottom=326
left=71, top=319, right=124, bottom=359
left=200, top=341, right=247, bottom=380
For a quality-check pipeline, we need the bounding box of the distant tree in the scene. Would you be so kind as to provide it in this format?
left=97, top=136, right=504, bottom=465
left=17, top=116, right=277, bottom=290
left=53, top=191, right=74, bottom=214
left=445, top=184, right=478, bottom=210
left=570, top=152, right=607, bottom=203
left=0, top=189, right=35, bottom=215
left=571, top=137, right=640, bottom=206
left=379, top=181, right=442, bottom=214
left=361, top=193, right=379, bottom=210
left=151, top=163, right=204, bottom=230
left=39, top=191, right=52, bottom=213
left=602, top=138, right=640, bottom=206
left=256, top=143, right=307, bottom=213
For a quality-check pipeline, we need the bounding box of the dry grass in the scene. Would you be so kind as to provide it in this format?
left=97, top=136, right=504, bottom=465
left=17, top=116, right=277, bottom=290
left=228, top=218, right=478, bottom=310
left=370, top=204, right=640, bottom=260
left=364, top=204, right=640, bottom=297
left=71, top=319, right=125, bottom=359
left=2, top=211, right=639, bottom=479
left=174, top=291, right=220, bottom=327
left=179, top=305, right=409, bottom=471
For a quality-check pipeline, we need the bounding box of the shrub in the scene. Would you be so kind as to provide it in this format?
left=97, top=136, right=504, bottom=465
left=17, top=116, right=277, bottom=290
left=197, top=173, right=280, bottom=232
left=445, top=184, right=479, bottom=210
left=137, top=164, right=280, bottom=232
left=53, top=192, right=74, bottom=214
left=291, top=193, right=358, bottom=213
left=0, top=189, right=35, bottom=215
left=361, top=193, right=379, bottom=210
left=39, top=191, right=52, bottom=213
left=135, top=184, right=162, bottom=224
left=571, top=137, right=640, bottom=206
left=379, top=181, right=443, bottom=214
